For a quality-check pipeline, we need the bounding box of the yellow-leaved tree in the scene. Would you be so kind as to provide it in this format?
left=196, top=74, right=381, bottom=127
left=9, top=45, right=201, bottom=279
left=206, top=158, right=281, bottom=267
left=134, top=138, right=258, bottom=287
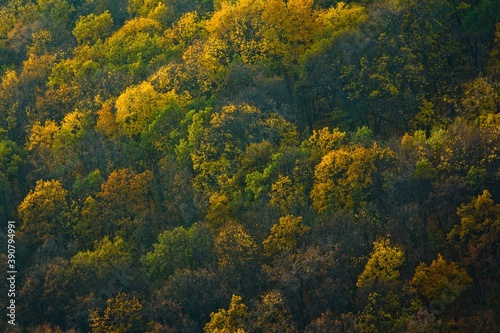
left=18, top=179, right=71, bottom=241
left=311, top=143, right=397, bottom=211
left=89, top=292, right=145, bottom=333
left=115, top=81, right=167, bottom=136
left=263, top=215, right=309, bottom=257
left=411, top=254, right=472, bottom=303
left=357, top=237, right=405, bottom=287
left=204, top=294, right=249, bottom=333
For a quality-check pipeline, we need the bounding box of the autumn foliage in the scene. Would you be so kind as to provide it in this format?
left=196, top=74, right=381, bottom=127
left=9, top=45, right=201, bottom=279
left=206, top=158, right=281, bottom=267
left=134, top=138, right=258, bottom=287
left=0, top=0, right=499, bottom=332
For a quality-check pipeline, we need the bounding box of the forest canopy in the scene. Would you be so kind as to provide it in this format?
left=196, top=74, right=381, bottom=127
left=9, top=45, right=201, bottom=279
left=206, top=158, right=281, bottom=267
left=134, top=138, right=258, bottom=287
left=0, top=0, right=499, bottom=332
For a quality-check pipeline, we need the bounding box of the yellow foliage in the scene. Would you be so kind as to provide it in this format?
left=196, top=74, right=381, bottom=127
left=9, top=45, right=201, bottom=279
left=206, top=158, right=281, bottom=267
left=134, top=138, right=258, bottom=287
left=89, top=292, right=143, bottom=333
left=206, top=191, right=231, bottom=229
left=310, top=148, right=351, bottom=212
left=269, top=175, right=305, bottom=215
left=165, top=11, right=205, bottom=49
left=128, top=0, right=172, bottom=20
left=262, top=0, right=319, bottom=63
left=459, top=77, right=499, bottom=121
left=318, top=2, right=368, bottom=37
left=27, top=120, right=60, bottom=151
left=206, top=0, right=266, bottom=64
left=115, top=81, right=167, bottom=136
left=204, top=295, right=249, bottom=333
left=357, top=237, right=404, bottom=287
left=60, top=110, right=87, bottom=137
left=215, top=223, right=257, bottom=267
left=18, top=179, right=69, bottom=239
left=411, top=254, right=472, bottom=302
left=310, top=144, right=397, bottom=211
left=450, top=189, right=500, bottom=244
left=263, top=215, right=309, bottom=257
left=305, top=127, right=346, bottom=155
left=96, top=100, right=119, bottom=137
left=21, top=53, right=57, bottom=82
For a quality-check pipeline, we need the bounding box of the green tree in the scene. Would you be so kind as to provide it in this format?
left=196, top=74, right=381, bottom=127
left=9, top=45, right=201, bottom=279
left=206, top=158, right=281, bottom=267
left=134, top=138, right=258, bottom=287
left=142, top=223, right=215, bottom=283
left=192, top=103, right=297, bottom=196
left=73, top=10, right=114, bottom=45
left=102, top=17, right=166, bottom=77
left=0, top=137, right=25, bottom=220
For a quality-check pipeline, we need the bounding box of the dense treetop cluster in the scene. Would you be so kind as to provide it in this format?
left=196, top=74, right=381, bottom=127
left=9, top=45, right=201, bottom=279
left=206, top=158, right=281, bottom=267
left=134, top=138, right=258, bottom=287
left=0, top=0, right=499, bottom=332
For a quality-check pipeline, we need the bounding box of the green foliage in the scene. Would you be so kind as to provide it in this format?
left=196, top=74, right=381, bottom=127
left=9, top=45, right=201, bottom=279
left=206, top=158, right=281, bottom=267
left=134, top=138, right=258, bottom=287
left=143, top=223, right=214, bottom=282
left=71, top=236, right=131, bottom=271
left=73, top=10, right=114, bottom=45
left=103, top=17, right=166, bottom=76
left=191, top=103, right=297, bottom=195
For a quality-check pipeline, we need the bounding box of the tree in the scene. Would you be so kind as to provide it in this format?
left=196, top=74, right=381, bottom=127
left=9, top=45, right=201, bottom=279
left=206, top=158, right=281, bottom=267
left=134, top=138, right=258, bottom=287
left=151, top=268, right=230, bottom=330
left=0, top=70, right=22, bottom=140
left=449, top=190, right=500, bottom=303
left=18, top=179, right=71, bottom=242
left=215, top=222, right=257, bottom=269
left=115, top=81, right=167, bottom=136
left=142, top=223, right=215, bottom=283
left=192, top=103, right=297, bottom=196
left=356, top=288, right=416, bottom=333
left=304, top=127, right=347, bottom=158
left=204, top=295, right=249, bottom=333
left=89, top=292, right=146, bottom=333
left=73, top=10, right=114, bottom=45
left=249, top=290, right=298, bottom=333
left=102, top=17, right=166, bottom=77
left=458, top=77, right=499, bottom=121
left=261, top=0, right=320, bottom=68
left=411, top=254, right=472, bottom=304
left=164, top=11, right=205, bottom=52
left=76, top=169, right=154, bottom=248
left=357, top=237, right=404, bottom=287
left=263, top=215, right=309, bottom=257
left=263, top=245, right=350, bottom=325
left=205, top=0, right=267, bottom=65
left=269, top=175, right=307, bottom=215
left=311, top=143, right=397, bottom=212
left=0, top=137, right=25, bottom=220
